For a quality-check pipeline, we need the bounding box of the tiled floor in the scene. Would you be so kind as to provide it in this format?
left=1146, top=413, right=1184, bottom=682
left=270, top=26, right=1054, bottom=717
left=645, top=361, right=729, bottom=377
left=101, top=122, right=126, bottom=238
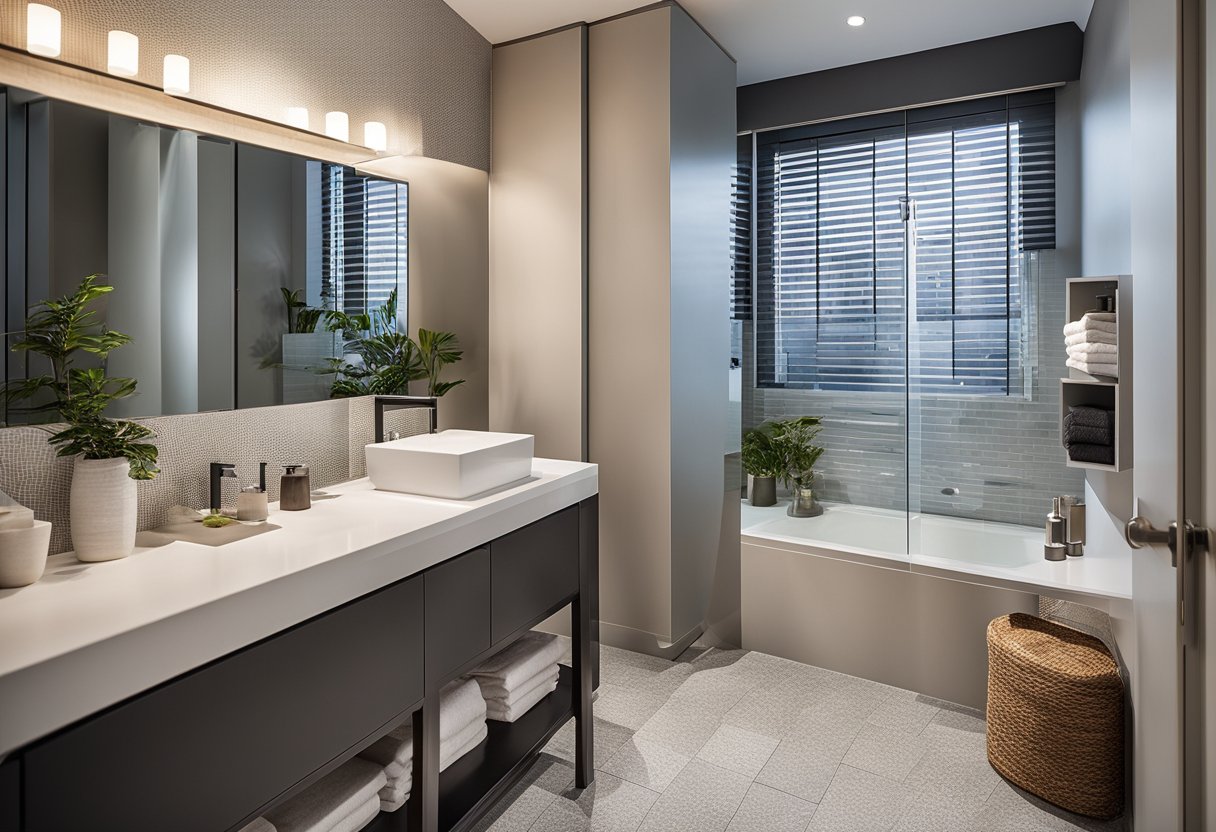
left=472, top=644, right=1128, bottom=832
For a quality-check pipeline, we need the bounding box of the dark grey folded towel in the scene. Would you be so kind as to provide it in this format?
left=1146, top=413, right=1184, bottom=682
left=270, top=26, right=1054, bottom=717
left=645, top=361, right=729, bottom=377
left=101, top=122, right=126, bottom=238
left=1064, top=422, right=1113, bottom=446
left=1068, top=443, right=1115, bottom=465
left=1065, top=406, right=1114, bottom=431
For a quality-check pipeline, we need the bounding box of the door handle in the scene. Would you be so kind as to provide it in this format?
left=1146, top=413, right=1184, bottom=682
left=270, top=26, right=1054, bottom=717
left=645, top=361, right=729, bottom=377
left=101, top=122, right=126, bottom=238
left=1124, top=516, right=1172, bottom=549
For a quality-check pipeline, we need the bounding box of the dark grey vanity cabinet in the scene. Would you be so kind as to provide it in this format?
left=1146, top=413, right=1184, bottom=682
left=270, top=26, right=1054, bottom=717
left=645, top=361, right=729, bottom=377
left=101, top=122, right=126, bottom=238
left=22, top=576, right=424, bottom=832
left=0, top=757, right=18, bottom=832
left=490, top=506, right=579, bottom=643
left=425, top=547, right=492, bottom=680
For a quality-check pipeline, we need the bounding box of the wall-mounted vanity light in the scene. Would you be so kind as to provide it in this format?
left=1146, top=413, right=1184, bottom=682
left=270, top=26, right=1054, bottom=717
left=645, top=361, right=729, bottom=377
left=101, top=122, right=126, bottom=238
left=364, top=121, right=387, bottom=152
left=163, top=54, right=190, bottom=95
left=107, top=31, right=139, bottom=77
left=286, top=107, right=310, bottom=130
left=324, top=111, right=350, bottom=142
left=26, top=3, right=62, bottom=58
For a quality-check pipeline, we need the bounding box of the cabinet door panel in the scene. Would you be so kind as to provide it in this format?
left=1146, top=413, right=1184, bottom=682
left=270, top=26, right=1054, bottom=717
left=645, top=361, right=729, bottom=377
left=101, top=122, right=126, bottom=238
left=491, top=507, right=579, bottom=642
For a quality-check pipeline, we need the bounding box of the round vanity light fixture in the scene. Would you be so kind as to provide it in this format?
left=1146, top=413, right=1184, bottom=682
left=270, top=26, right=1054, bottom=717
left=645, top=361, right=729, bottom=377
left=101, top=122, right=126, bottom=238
left=286, top=107, right=310, bottom=130
left=107, top=30, right=139, bottom=77
left=847, top=15, right=866, bottom=27
left=324, top=111, right=350, bottom=143
left=163, top=54, right=190, bottom=96
left=364, top=121, right=387, bottom=152
left=26, top=3, right=62, bottom=58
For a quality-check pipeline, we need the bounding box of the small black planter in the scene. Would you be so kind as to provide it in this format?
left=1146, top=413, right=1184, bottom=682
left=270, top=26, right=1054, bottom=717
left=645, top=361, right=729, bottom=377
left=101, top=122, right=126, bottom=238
left=750, top=476, right=777, bottom=507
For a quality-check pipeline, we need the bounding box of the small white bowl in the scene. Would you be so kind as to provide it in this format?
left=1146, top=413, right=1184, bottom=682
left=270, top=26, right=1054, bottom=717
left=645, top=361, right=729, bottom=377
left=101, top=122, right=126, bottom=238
left=0, top=520, right=52, bottom=588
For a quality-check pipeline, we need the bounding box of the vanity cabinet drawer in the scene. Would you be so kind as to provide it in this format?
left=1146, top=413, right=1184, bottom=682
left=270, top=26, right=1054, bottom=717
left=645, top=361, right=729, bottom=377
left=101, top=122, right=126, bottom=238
left=23, top=576, right=424, bottom=832
left=425, top=547, right=491, bottom=682
left=0, top=757, right=18, bottom=832
left=491, top=506, right=580, bottom=642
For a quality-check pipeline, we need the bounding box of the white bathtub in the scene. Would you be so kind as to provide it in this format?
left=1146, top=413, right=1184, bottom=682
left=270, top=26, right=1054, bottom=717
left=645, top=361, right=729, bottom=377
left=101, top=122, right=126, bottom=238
left=740, top=500, right=1131, bottom=708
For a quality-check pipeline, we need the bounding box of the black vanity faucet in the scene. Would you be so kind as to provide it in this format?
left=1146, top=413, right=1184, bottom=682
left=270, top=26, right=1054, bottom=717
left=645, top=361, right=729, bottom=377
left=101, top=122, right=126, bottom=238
left=210, top=463, right=237, bottom=514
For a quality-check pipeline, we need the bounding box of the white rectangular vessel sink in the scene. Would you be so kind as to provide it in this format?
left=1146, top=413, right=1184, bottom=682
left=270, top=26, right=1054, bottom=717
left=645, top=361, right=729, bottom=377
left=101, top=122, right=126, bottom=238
left=365, top=430, right=535, bottom=499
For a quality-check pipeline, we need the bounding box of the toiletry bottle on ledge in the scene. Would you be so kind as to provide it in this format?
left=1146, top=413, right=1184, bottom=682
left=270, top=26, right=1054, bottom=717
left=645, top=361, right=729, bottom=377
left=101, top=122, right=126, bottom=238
left=281, top=464, right=311, bottom=511
left=1044, top=497, right=1067, bottom=561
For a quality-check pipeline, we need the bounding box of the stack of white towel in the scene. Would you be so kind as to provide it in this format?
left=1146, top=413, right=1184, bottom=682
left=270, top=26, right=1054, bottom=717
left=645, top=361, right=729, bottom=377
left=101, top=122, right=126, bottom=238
left=1064, top=312, right=1118, bottom=378
left=238, top=819, right=276, bottom=832
left=357, top=678, right=489, bottom=812
left=264, top=758, right=386, bottom=832
left=469, top=632, right=565, bottom=723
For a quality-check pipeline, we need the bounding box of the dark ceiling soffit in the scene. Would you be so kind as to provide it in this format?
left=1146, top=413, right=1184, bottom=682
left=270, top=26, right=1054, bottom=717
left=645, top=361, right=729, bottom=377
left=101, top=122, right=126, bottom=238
left=737, top=22, right=1083, bottom=133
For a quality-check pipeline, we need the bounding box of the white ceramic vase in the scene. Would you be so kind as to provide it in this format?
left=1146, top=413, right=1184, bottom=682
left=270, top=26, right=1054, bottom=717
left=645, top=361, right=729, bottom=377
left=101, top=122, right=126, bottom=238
left=0, top=520, right=52, bottom=587
left=71, top=457, right=137, bottom=562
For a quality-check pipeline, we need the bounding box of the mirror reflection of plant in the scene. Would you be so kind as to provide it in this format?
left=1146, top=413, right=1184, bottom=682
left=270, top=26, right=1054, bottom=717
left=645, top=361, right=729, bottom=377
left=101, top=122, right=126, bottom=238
left=327, top=290, right=424, bottom=397
left=416, top=329, right=465, bottom=397
left=4, top=275, right=159, bottom=480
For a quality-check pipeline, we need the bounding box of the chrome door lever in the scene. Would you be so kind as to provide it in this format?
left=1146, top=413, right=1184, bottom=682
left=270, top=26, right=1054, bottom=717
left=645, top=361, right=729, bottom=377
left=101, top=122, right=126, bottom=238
left=1124, top=516, right=1172, bottom=549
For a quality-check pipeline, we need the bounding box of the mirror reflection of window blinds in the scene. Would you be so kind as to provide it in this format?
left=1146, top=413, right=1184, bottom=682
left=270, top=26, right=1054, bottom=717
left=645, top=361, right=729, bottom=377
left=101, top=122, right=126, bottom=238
left=319, top=163, right=408, bottom=323
left=750, top=91, right=1055, bottom=396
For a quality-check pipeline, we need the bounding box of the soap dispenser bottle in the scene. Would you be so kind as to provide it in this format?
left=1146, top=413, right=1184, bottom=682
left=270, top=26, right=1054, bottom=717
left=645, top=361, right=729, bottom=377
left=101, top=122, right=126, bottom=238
left=1044, top=497, right=1067, bottom=561
left=237, top=463, right=270, bottom=522
left=280, top=464, right=311, bottom=511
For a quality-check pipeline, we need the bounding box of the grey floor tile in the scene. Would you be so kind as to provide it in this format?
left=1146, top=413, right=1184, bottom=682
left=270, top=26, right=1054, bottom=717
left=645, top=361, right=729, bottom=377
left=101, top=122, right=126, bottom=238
left=980, top=780, right=1128, bottom=832
left=811, top=672, right=894, bottom=722
left=634, top=699, right=722, bottom=756
left=471, top=757, right=573, bottom=832
left=725, top=782, right=817, bottom=832
left=544, top=717, right=635, bottom=770
left=805, top=764, right=916, bottom=832
left=667, top=667, right=753, bottom=717
left=601, top=737, right=692, bottom=792
left=903, top=736, right=1001, bottom=810
left=594, top=683, right=670, bottom=731
left=696, top=723, right=779, bottom=780
left=754, top=705, right=864, bottom=803
left=890, top=792, right=984, bottom=832
left=866, top=691, right=941, bottom=736
left=601, top=646, right=676, bottom=689
left=637, top=759, right=751, bottom=832
left=841, top=722, right=930, bottom=782
left=722, top=666, right=832, bottom=740
left=530, top=771, right=661, bottom=832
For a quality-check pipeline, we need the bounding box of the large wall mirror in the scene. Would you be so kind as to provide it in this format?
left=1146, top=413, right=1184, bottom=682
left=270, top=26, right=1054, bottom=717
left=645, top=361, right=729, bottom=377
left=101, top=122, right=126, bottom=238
left=0, top=85, right=408, bottom=424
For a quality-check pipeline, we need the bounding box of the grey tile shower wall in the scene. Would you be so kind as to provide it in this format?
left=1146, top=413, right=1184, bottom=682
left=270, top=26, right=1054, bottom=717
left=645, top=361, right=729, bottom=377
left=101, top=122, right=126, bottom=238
left=0, top=397, right=432, bottom=555
left=0, top=0, right=491, bottom=169
left=744, top=251, right=1084, bottom=529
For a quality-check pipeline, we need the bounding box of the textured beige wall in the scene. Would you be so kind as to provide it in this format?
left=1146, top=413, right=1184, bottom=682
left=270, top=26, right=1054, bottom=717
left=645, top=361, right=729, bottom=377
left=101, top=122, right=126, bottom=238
left=0, top=0, right=490, bottom=169
left=589, top=8, right=675, bottom=643
left=489, top=27, right=586, bottom=461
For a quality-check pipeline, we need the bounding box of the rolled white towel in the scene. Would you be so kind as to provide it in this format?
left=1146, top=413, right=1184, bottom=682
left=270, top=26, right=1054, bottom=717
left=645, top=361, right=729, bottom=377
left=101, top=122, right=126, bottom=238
left=440, top=678, right=487, bottom=742
left=1064, top=330, right=1116, bottom=347
left=470, top=632, right=565, bottom=692
left=486, top=675, right=559, bottom=722
left=476, top=666, right=560, bottom=707
left=331, top=796, right=380, bottom=832
left=1063, top=313, right=1117, bottom=337
left=265, top=758, right=386, bottom=832
left=1067, top=341, right=1118, bottom=357
left=1067, top=357, right=1119, bottom=378
left=237, top=819, right=276, bottom=832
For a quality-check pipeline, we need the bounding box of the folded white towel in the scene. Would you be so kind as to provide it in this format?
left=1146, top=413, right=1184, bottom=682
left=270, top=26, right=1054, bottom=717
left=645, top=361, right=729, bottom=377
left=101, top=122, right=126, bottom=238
left=443, top=720, right=489, bottom=768
left=1063, top=314, right=1117, bottom=337
left=359, top=723, right=413, bottom=780
left=378, top=774, right=413, bottom=813
left=1064, top=330, right=1116, bottom=347
left=470, top=632, right=565, bottom=691
left=331, top=796, right=380, bottom=832
left=1067, top=357, right=1119, bottom=378
left=475, top=666, right=560, bottom=707
left=265, top=758, right=386, bottom=832
left=486, top=676, right=559, bottom=722
left=1067, top=341, right=1118, bottom=357
left=237, top=819, right=276, bottom=832
left=441, top=678, right=488, bottom=742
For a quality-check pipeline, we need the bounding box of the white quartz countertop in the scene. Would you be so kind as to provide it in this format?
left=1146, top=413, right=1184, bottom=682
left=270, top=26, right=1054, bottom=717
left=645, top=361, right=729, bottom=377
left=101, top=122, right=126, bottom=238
left=0, top=458, right=597, bottom=756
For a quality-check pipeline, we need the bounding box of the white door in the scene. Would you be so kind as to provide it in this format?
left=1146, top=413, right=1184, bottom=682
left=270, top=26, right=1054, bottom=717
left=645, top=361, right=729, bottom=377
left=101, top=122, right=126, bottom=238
left=1130, top=0, right=1204, bottom=828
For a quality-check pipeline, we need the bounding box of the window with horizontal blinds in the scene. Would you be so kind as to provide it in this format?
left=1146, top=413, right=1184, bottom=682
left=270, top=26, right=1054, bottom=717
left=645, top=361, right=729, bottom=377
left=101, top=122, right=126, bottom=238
left=319, top=162, right=409, bottom=321
left=753, top=90, right=1055, bottom=395
left=731, top=135, right=752, bottom=320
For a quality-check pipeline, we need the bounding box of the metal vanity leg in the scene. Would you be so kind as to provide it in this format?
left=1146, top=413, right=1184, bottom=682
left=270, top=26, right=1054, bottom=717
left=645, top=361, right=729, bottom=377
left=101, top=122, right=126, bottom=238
left=410, top=692, right=441, bottom=832
left=573, top=496, right=599, bottom=789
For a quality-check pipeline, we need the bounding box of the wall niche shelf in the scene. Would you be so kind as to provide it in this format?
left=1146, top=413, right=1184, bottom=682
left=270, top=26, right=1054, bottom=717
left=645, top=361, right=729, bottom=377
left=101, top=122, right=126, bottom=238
left=1060, top=275, right=1132, bottom=473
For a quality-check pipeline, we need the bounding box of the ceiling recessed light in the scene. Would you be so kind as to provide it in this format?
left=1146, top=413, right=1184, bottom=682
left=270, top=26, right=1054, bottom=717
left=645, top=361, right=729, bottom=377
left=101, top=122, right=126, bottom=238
left=847, top=15, right=866, bottom=27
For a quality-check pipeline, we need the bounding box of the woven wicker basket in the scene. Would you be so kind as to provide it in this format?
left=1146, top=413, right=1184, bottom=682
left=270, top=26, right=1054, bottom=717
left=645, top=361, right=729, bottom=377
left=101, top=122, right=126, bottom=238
left=986, top=613, right=1124, bottom=819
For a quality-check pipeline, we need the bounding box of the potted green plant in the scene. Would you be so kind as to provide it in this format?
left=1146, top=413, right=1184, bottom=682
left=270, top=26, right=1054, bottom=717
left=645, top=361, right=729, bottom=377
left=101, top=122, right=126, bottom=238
left=741, top=422, right=784, bottom=507
left=279, top=288, right=339, bottom=404
left=772, top=416, right=825, bottom=517
left=5, top=275, right=159, bottom=562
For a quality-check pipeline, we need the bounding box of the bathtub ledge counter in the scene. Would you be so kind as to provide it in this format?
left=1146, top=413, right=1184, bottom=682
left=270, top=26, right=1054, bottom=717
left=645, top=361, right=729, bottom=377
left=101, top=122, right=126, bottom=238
left=0, top=458, right=598, bottom=758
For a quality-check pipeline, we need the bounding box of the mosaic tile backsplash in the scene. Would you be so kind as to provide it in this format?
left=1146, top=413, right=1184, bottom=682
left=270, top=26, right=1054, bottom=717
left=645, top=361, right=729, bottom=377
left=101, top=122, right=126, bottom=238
left=0, top=397, right=432, bottom=555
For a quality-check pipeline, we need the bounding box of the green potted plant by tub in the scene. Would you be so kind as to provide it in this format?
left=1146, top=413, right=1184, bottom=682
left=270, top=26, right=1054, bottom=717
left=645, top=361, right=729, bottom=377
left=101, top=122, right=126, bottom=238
left=4, top=275, right=159, bottom=562
left=773, top=416, right=825, bottom=517
left=741, top=422, right=785, bottom=507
